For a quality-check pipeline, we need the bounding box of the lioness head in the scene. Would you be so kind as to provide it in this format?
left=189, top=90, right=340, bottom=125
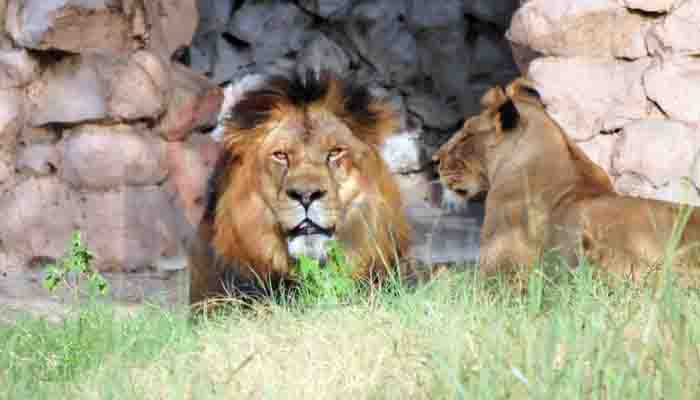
left=432, top=81, right=526, bottom=202
left=433, top=77, right=612, bottom=206
left=206, top=70, right=410, bottom=281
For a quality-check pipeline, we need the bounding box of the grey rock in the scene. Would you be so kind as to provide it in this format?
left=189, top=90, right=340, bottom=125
left=189, top=32, right=254, bottom=84
left=296, top=0, right=355, bottom=19
left=228, top=0, right=314, bottom=64
left=464, top=0, right=520, bottom=28
left=405, top=91, right=462, bottom=130
left=297, top=32, right=351, bottom=77
left=345, top=0, right=420, bottom=85
left=407, top=0, right=463, bottom=28
left=415, top=26, right=471, bottom=114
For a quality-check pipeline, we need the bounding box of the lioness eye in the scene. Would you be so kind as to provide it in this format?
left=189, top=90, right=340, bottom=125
left=272, top=151, right=288, bottom=163
left=327, top=148, right=345, bottom=163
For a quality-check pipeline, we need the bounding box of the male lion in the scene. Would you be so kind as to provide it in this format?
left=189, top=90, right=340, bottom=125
left=188, top=70, right=411, bottom=306
left=434, top=78, right=700, bottom=281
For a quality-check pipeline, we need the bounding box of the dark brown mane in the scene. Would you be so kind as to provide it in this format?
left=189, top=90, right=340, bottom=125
left=220, top=70, right=397, bottom=149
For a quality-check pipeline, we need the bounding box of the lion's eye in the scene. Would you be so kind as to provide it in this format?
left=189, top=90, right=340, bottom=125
left=272, top=151, right=289, bottom=164
left=327, top=148, right=345, bottom=163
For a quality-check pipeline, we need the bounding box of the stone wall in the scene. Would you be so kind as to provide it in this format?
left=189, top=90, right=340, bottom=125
left=0, top=0, right=522, bottom=273
left=0, top=0, right=222, bottom=273
left=508, top=0, right=700, bottom=205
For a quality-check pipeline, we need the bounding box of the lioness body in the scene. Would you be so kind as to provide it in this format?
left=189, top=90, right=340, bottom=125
left=436, top=78, right=700, bottom=279
left=189, top=71, right=411, bottom=305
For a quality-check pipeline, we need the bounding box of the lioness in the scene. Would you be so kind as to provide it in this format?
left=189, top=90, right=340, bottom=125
left=434, top=78, right=700, bottom=280
left=188, top=70, right=411, bottom=306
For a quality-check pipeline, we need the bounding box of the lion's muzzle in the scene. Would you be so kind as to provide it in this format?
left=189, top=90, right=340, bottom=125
left=284, top=186, right=337, bottom=265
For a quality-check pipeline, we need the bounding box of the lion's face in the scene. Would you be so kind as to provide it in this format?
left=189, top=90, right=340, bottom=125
left=255, top=110, right=378, bottom=264
left=205, top=70, right=411, bottom=279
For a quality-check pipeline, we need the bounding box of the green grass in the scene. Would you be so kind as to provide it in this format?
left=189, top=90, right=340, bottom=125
left=2, top=259, right=700, bottom=399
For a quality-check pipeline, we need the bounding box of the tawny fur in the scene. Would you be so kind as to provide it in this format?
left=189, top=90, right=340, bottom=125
left=189, top=71, right=411, bottom=306
left=434, top=77, right=700, bottom=282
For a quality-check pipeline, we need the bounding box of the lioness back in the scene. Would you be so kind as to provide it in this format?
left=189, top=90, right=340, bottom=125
left=434, top=77, right=700, bottom=281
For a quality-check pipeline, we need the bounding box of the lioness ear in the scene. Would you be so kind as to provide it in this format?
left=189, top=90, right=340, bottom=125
left=496, top=99, right=520, bottom=131
left=506, top=77, right=542, bottom=104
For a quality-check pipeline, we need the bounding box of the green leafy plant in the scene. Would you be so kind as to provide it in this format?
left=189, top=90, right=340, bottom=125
left=43, top=231, right=109, bottom=302
left=296, top=240, right=357, bottom=305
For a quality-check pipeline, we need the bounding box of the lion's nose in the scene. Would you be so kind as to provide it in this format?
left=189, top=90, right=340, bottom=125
left=286, top=188, right=326, bottom=208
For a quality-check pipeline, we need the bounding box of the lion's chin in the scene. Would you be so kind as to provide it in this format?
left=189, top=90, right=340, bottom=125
left=287, top=234, right=334, bottom=265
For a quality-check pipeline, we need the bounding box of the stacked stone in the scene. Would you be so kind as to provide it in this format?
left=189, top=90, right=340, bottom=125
left=0, top=0, right=221, bottom=273
left=0, top=0, right=524, bottom=273
left=508, top=0, right=700, bottom=205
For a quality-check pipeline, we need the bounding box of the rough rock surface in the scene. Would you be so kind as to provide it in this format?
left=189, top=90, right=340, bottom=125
left=6, top=0, right=135, bottom=54
left=509, top=0, right=700, bottom=205
left=508, top=0, right=652, bottom=59
left=528, top=57, right=654, bottom=141
left=27, top=52, right=169, bottom=126
left=60, top=124, right=169, bottom=190
left=1, top=0, right=525, bottom=274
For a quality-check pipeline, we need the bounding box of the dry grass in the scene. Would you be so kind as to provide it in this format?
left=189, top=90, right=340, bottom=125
left=2, top=263, right=700, bottom=399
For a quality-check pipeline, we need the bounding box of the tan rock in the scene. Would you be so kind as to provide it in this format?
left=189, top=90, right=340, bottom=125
left=80, top=186, right=187, bottom=272
left=6, top=0, right=132, bottom=54
left=644, top=55, right=700, bottom=122
left=157, top=63, right=222, bottom=141
left=574, top=134, right=617, bottom=176
left=60, top=124, right=169, bottom=190
left=28, top=55, right=108, bottom=125
left=29, top=52, right=169, bottom=126
left=508, top=0, right=652, bottom=59
left=612, top=120, right=700, bottom=189
left=159, top=0, right=198, bottom=56
left=615, top=174, right=700, bottom=206
left=622, top=0, right=675, bottom=12
left=0, top=177, right=188, bottom=271
left=528, top=56, right=654, bottom=141
left=0, top=177, right=82, bottom=268
left=164, top=134, right=221, bottom=227
left=16, top=142, right=60, bottom=176
left=107, top=51, right=169, bottom=121
left=0, top=88, right=24, bottom=193
left=0, top=49, right=39, bottom=89
left=647, top=0, right=700, bottom=54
